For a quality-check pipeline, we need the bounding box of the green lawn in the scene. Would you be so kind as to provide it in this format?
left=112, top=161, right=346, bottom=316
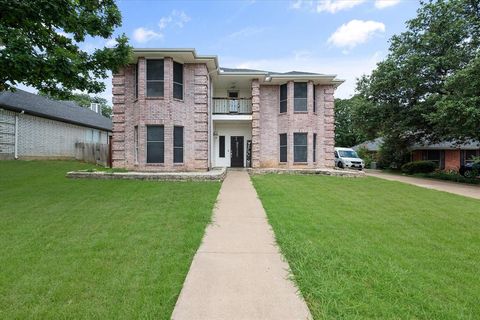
left=252, top=174, right=480, bottom=319
left=0, top=161, right=220, bottom=319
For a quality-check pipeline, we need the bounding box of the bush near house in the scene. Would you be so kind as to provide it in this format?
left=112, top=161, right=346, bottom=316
left=401, top=160, right=437, bottom=174
left=356, top=146, right=377, bottom=168
left=415, top=171, right=480, bottom=185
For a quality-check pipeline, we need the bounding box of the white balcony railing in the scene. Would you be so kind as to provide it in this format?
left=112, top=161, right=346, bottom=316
left=213, top=98, right=252, bottom=114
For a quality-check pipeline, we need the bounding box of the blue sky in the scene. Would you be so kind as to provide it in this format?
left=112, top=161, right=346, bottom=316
left=22, top=0, right=421, bottom=102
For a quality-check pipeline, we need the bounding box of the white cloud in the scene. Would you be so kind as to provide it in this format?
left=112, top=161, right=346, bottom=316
left=105, top=38, right=118, bottom=48
left=133, top=27, right=162, bottom=43
left=328, top=19, right=385, bottom=49
left=132, top=10, right=190, bottom=44
left=290, top=0, right=305, bottom=9
left=226, top=50, right=384, bottom=98
left=374, top=0, right=400, bottom=9
left=316, top=0, right=365, bottom=13
left=159, top=10, right=191, bottom=30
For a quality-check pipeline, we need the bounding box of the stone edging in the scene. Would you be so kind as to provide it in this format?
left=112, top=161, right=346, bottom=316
left=247, top=168, right=366, bottom=178
left=66, top=167, right=227, bottom=182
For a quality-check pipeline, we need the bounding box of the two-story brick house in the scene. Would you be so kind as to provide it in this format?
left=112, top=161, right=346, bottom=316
left=111, top=48, right=343, bottom=171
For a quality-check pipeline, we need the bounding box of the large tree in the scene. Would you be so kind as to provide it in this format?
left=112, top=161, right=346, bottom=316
left=0, top=0, right=131, bottom=98
left=356, top=0, right=480, bottom=149
left=334, top=96, right=369, bottom=147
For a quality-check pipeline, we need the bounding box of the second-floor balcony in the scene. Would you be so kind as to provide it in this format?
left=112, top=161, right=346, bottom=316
left=213, top=98, right=252, bottom=114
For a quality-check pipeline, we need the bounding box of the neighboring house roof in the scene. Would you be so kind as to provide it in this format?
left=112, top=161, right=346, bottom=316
left=411, top=140, right=480, bottom=150
left=352, top=137, right=384, bottom=151
left=353, top=137, right=480, bottom=152
left=0, top=89, right=112, bottom=131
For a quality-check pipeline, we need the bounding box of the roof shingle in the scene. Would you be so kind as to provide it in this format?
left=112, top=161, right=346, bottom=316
left=0, top=89, right=112, bottom=131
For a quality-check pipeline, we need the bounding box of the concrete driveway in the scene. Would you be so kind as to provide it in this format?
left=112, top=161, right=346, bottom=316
left=366, top=171, right=480, bottom=200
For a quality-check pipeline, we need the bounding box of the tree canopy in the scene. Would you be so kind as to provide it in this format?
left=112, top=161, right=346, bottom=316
left=334, top=96, right=368, bottom=147
left=0, top=0, right=131, bottom=99
left=356, top=0, right=480, bottom=147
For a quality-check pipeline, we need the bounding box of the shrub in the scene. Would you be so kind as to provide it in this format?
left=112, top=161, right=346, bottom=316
left=416, top=171, right=480, bottom=185
left=356, top=147, right=376, bottom=168
left=401, top=161, right=437, bottom=174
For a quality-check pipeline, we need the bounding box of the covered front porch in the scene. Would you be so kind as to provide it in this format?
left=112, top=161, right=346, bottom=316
left=212, top=120, right=252, bottom=168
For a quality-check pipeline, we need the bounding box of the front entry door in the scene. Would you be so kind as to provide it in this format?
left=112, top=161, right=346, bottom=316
left=230, top=136, right=244, bottom=167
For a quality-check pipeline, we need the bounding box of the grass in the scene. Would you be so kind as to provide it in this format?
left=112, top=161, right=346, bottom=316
left=0, top=160, right=220, bottom=319
left=252, top=174, right=480, bottom=319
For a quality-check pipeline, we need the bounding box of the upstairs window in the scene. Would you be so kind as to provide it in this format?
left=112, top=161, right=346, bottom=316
left=280, top=84, right=287, bottom=113
left=134, top=63, right=139, bottom=100
left=313, top=84, right=316, bottom=113
left=294, top=82, right=307, bottom=112
left=146, top=59, right=164, bottom=97
left=279, top=134, right=287, bottom=162
left=146, top=125, right=164, bottom=163
left=173, top=61, right=184, bottom=100
left=173, top=126, right=184, bottom=163
left=294, top=133, right=308, bottom=162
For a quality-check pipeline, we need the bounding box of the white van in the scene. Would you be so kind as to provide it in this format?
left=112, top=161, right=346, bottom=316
left=334, top=147, right=364, bottom=170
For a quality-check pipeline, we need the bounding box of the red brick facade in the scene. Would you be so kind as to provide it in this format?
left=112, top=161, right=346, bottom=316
left=112, top=55, right=337, bottom=171
left=112, top=57, right=209, bottom=171
left=412, top=149, right=462, bottom=171
left=255, top=82, right=334, bottom=168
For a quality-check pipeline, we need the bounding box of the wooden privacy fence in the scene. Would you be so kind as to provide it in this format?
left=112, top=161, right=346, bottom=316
left=75, top=142, right=109, bottom=167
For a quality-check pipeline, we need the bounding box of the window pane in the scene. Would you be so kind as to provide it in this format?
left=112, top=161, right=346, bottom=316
left=313, top=85, right=316, bottom=113
left=147, top=60, right=164, bottom=80
left=465, top=150, right=477, bottom=162
left=147, top=81, right=164, bottom=97
left=134, top=63, right=139, bottom=99
left=173, top=83, right=183, bottom=100
left=219, top=136, right=225, bottom=158
left=280, top=147, right=287, bottom=162
left=294, top=133, right=307, bottom=162
left=280, top=133, right=287, bottom=163
left=427, top=150, right=440, bottom=161
left=173, top=62, right=183, bottom=83
left=174, top=126, right=183, bottom=147
left=147, top=126, right=164, bottom=141
left=294, top=146, right=307, bottom=162
left=294, top=98, right=307, bottom=112
left=280, top=84, right=287, bottom=100
left=280, top=100, right=287, bottom=113
left=147, top=142, right=164, bottom=163
left=294, top=133, right=307, bottom=145
left=294, top=83, right=307, bottom=98
left=280, top=133, right=287, bottom=146
left=174, top=148, right=183, bottom=163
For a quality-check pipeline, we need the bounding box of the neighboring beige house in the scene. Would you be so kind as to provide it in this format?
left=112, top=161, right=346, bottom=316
left=111, top=48, right=343, bottom=171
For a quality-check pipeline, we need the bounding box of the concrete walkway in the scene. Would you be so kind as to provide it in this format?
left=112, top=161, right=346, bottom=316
left=172, top=170, right=312, bottom=320
left=367, top=171, right=480, bottom=200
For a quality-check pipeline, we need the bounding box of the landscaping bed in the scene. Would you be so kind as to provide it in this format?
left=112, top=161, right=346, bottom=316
left=0, top=160, right=220, bottom=319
